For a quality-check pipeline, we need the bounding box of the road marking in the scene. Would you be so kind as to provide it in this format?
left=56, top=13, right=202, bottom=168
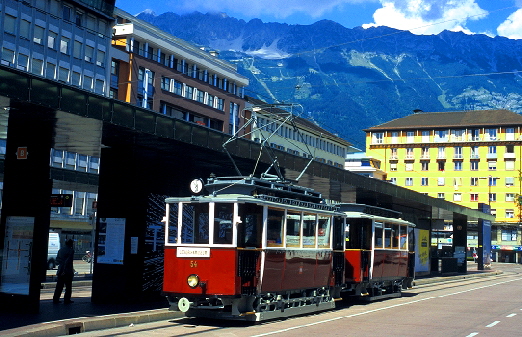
left=250, top=297, right=435, bottom=337
left=252, top=276, right=522, bottom=337
left=506, top=313, right=516, bottom=318
left=438, top=277, right=522, bottom=298
left=486, top=321, right=500, bottom=328
left=466, top=333, right=479, bottom=337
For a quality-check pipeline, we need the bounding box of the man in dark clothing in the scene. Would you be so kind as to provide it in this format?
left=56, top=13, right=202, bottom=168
left=53, top=239, right=75, bottom=304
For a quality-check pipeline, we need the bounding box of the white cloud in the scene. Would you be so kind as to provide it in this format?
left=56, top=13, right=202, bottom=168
left=165, top=0, right=375, bottom=19
left=497, top=8, right=522, bottom=39
left=362, top=0, right=488, bottom=35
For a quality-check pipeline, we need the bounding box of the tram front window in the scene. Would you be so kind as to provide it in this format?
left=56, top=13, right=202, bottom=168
left=181, top=203, right=209, bottom=244
left=238, top=203, right=262, bottom=248
left=214, top=203, right=233, bottom=244
left=167, top=203, right=179, bottom=244
left=267, top=208, right=284, bottom=247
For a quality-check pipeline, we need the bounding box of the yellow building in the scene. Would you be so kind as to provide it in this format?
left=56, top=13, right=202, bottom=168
left=364, top=109, right=522, bottom=262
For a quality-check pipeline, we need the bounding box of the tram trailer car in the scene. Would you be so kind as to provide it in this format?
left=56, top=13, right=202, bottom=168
left=162, top=176, right=415, bottom=321
left=339, top=203, right=415, bottom=300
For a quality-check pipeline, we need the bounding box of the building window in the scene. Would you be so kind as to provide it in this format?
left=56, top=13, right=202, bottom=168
left=406, top=148, right=414, bottom=159
left=501, top=229, right=516, bottom=240
left=48, top=31, right=57, bottom=49
left=31, top=58, right=43, bottom=75
left=75, top=11, right=83, bottom=26
left=505, top=128, right=515, bottom=140
left=489, top=176, right=497, bottom=186
left=110, top=60, right=119, bottom=89
left=470, top=193, right=478, bottom=202
left=60, top=36, right=70, bottom=54
left=391, top=148, right=398, bottom=159
left=454, top=146, right=462, bottom=159
left=73, top=40, right=82, bottom=59
left=488, top=146, right=497, bottom=156
left=421, top=161, right=429, bottom=171
left=470, top=129, right=480, bottom=141
left=437, top=193, right=445, bottom=199
left=454, top=161, right=462, bottom=171
left=173, top=81, right=182, bottom=96
left=217, top=98, right=225, bottom=111
left=438, top=161, right=445, bottom=171
left=46, top=62, right=56, bottom=79
left=95, top=79, right=104, bottom=94
left=506, top=193, right=515, bottom=202
left=372, top=132, right=384, bottom=144
left=406, top=131, right=414, bottom=143
left=488, top=160, right=496, bottom=170
left=197, top=90, right=205, bottom=103
left=96, top=49, right=105, bottom=67
left=4, top=14, right=16, bottom=35
left=391, top=132, right=398, bottom=143
left=389, top=177, right=397, bottom=184
left=438, top=147, right=445, bottom=159
left=452, top=129, right=464, bottom=141
left=405, top=178, right=413, bottom=186
left=421, top=130, right=430, bottom=142
left=470, top=160, right=479, bottom=171
left=470, top=146, right=479, bottom=159
left=62, top=5, right=72, bottom=21
left=20, top=19, right=30, bottom=40
left=33, top=25, right=45, bottom=44
left=505, top=160, right=515, bottom=171
left=435, top=130, right=448, bottom=142
left=184, top=85, right=194, bottom=99
left=421, top=177, right=428, bottom=186
left=453, top=193, right=462, bottom=202
left=71, top=71, right=81, bottom=86
left=470, top=177, right=478, bottom=186
left=83, top=75, right=93, bottom=90
left=489, top=193, right=496, bottom=203
left=390, top=162, right=397, bottom=171
left=506, top=177, right=515, bottom=186
left=85, top=45, right=94, bottom=62
left=486, top=128, right=497, bottom=141
left=437, top=177, right=445, bottom=186
left=160, top=76, right=171, bottom=91
left=58, top=67, right=69, bottom=82
left=404, top=162, right=413, bottom=171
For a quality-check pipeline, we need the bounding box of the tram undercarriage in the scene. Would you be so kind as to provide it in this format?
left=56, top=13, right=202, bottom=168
left=342, top=277, right=413, bottom=302
left=167, top=287, right=337, bottom=321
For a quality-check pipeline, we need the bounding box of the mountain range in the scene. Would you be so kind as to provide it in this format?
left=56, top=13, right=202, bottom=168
left=137, top=11, right=522, bottom=148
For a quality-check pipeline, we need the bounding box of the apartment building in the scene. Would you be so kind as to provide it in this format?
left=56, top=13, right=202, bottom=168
left=364, top=109, right=522, bottom=262
left=111, top=8, right=249, bottom=135
left=247, top=97, right=350, bottom=169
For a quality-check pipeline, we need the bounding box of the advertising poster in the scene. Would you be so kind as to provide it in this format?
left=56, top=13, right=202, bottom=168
left=415, top=228, right=430, bottom=273
left=97, top=218, right=125, bottom=265
left=0, top=216, right=34, bottom=295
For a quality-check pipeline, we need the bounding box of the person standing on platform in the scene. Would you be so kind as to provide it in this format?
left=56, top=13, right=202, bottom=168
left=53, top=239, right=75, bottom=304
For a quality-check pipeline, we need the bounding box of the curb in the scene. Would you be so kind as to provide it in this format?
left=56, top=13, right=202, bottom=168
left=414, top=270, right=502, bottom=286
left=1, top=309, right=183, bottom=337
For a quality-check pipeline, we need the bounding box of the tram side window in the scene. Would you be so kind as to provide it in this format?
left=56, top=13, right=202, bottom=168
left=167, top=202, right=179, bottom=244
left=238, top=203, right=263, bottom=248
left=346, top=219, right=372, bottom=250
left=317, top=215, right=331, bottom=248
left=384, top=223, right=393, bottom=248
left=267, top=208, right=284, bottom=247
left=400, top=225, right=408, bottom=249
left=303, top=213, right=316, bottom=248
left=286, top=211, right=301, bottom=247
left=374, top=222, right=383, bottom=248
left=392, top=224, right=400, bottom=249
left=181, top=203, right=209, bottom=244
left=214, top=203, right=233, bottom=244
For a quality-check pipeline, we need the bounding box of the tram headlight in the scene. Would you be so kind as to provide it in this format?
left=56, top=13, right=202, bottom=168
left=187, top=274, right=199, bottom=288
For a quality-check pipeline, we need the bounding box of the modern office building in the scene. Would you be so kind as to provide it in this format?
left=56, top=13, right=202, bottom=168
left=0, top=0, right=115, bottom=255
left=364, top=109, right=522, bottom=262
left=111, top=8, right=249, bottom=135
left=246, top=96, right=351, bottom=169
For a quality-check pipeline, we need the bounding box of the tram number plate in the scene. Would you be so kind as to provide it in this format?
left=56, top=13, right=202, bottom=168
left=177, top=247, right=210, bottom=258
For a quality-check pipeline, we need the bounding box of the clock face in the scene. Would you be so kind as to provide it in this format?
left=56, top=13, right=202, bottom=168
left=190, top=179, right=203, bottom=194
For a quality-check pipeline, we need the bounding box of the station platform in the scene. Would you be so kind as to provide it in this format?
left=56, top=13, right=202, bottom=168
left=0, top=261, right=502, bottom=336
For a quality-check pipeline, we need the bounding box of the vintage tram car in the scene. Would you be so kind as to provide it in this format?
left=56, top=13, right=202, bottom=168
left=163, top=176, right=415, bottom=321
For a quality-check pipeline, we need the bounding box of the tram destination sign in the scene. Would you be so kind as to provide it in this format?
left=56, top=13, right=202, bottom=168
left=50, top=194, right=73, bottom=207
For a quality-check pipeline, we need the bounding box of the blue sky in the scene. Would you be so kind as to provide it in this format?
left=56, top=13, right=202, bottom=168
left=116, top=0, right=522, bottom=39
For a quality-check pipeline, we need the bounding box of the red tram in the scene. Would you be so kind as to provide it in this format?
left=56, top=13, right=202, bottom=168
left=163, top=176, right=415, bottom=321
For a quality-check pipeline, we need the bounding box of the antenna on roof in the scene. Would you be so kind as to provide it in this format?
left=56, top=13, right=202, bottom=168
left=222, top=101, right=313, bottom=183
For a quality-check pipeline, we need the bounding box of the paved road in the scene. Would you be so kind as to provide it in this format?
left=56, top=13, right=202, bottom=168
left=76, top=263, right=522, bottom=337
